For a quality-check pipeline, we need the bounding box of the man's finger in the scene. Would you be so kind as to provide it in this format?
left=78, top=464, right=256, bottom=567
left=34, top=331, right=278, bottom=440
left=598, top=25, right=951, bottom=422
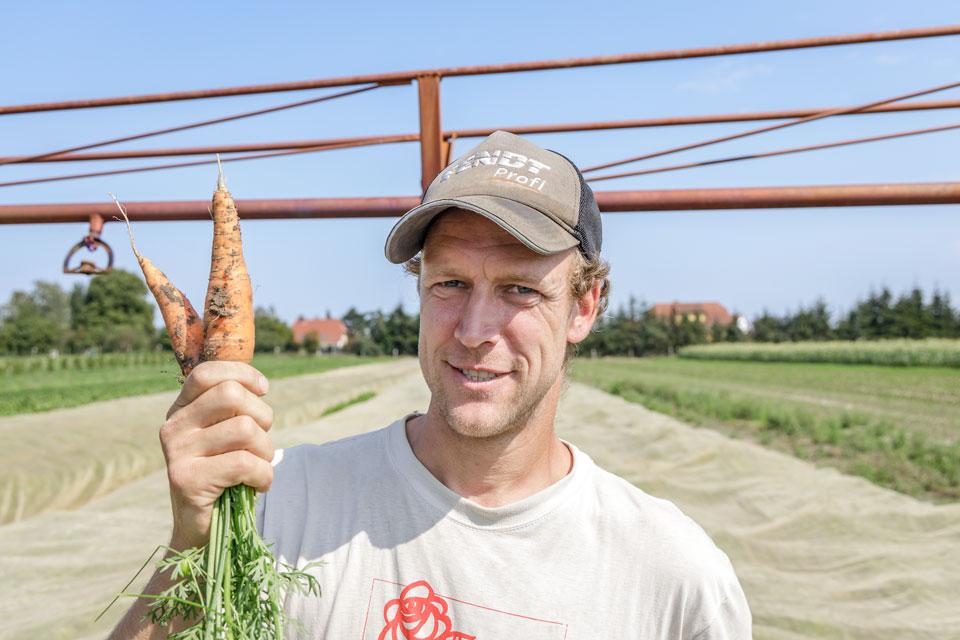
left=202, top=450, right=274, bottom=493
left=187, top=415, right=275, bottom=462
left=168, top=361, right=269, bottom=420
left=168, top=380, right=274, bottom=432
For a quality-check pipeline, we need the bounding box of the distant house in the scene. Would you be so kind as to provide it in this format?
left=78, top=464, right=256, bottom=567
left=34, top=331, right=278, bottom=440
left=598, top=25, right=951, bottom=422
left=291, top=317, right=348, bottom=352
left=651, top=301, right=733, bottom=328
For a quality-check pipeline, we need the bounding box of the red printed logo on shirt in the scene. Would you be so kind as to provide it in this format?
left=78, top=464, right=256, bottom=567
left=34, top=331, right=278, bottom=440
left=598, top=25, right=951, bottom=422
left=364, top=578, right=568, bottom=639
left=378, top=580, right=475, bottom=640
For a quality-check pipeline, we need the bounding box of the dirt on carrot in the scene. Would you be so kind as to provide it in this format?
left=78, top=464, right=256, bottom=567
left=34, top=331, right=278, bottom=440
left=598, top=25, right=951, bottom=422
left=201, top=166, right=255, bottom=363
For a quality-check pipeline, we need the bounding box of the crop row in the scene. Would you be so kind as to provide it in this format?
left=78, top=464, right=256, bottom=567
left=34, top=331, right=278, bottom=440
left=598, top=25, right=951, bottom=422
left=0, top=351, right=174, bottom=375
left=678, top=339, right=960, bottom=367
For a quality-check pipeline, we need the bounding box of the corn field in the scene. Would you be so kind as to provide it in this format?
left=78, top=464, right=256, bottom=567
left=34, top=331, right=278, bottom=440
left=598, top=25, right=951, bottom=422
left=678, top=339, right=960, bottom=367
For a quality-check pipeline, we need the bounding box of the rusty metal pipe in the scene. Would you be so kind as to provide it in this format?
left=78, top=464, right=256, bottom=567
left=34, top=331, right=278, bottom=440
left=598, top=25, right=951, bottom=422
left=3, top=183, right=959, bottom=225
left=5, top=98, right=959, bottom=166
left=3, top=25, right=959, bottom=116
left=597, top=183, right=960, bottom=210
left=449, top=99, right=960, bottom=137
left=0, top=197, right=420, bottom=225
left=417, top=76, right=443, bottom=192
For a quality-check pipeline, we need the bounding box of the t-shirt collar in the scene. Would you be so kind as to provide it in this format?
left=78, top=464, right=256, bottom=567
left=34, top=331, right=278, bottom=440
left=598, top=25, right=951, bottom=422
left=386, top=412, right=593, bottom=530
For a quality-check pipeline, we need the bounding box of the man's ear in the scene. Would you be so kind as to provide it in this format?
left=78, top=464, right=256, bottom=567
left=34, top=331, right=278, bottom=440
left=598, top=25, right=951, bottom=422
left=567, top=279, right=602, bottom=345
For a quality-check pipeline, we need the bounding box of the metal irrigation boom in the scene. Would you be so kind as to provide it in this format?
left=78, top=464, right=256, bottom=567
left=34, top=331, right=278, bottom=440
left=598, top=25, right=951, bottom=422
left=1, top=21, right=959, bottom=263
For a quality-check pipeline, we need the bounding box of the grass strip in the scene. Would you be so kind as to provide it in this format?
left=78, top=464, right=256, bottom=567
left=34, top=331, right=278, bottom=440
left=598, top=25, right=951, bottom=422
left=601, top=378, right=960, bottom=502
left=321, top=391, right=376, bottom=417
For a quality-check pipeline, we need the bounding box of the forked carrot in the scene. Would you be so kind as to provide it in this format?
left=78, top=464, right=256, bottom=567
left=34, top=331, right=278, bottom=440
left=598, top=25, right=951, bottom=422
left=110, top=195, right=203, bottom=377
left=108, top=165, right=316, bottom=640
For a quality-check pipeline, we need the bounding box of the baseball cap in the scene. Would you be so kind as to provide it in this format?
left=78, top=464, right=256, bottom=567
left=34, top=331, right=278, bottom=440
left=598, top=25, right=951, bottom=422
left=384, top=130, right=602, bottom=263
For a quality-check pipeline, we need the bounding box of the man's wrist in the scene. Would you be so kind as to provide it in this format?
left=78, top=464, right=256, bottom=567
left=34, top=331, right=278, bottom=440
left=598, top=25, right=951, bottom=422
left=168, top=529, right=204, bottom=552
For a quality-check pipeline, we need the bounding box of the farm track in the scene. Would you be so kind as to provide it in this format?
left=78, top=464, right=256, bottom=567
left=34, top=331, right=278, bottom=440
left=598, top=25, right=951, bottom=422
left=1, top=361, right=958, bottom=639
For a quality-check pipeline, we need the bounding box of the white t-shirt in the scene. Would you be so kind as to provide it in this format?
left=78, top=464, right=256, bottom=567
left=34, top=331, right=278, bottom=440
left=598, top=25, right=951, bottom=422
left=257, top=415, right=751, bottom=639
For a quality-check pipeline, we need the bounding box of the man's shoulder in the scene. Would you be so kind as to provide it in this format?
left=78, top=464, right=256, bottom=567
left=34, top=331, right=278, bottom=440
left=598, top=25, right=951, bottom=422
left=268, top=419, right=408, bottom=508
left=583, top=457, right=739, bottom=586
left=275, top=421, right=395, bottom=480
left=582, top=460, right=750, bottom=632
left=280, top=424, right=391, bottom=462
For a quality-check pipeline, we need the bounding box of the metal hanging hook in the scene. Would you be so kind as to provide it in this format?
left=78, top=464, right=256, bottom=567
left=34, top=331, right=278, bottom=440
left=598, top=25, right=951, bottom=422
left=63, top=213, right=113, bottom=275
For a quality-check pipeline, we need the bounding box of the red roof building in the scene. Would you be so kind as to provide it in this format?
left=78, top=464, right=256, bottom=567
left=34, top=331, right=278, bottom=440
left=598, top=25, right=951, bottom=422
left=291, top=317, right=348, bottom=350
left=651, top=301, right=733, bottom=327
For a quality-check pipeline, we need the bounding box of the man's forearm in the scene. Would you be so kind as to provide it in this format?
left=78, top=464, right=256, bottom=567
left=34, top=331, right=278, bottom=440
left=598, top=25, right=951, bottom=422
left=106, top=549, right=190, bottom=640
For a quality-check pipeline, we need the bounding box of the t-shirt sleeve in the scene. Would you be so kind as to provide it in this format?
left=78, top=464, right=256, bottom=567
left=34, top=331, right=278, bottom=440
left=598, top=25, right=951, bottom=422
left=691, top=575, right=752, bottom=640
left=254, top=447, right=285, bottom=539
left=254, top=487, right=266, bottom=536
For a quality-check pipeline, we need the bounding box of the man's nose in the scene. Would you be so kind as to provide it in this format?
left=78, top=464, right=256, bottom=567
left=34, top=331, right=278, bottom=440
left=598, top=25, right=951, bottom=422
left=454, top=289, right=500, bottom=349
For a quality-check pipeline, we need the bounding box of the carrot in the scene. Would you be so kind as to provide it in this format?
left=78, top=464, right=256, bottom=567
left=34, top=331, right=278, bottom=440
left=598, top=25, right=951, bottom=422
left=201, top=159, right=255, bottom=363
left=110, top=195, right=203, bottom=377
left=108, top=165, right=316, bottom=640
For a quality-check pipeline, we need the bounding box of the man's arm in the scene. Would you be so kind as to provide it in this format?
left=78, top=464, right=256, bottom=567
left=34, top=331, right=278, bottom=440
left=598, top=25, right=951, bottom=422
left=692, top=603, right=752, bottom=640
left=107, top=361, right=275, bottom=639
left=106, top=548, right=184, bottom=640
left=691, top=573, right=752, bottom=640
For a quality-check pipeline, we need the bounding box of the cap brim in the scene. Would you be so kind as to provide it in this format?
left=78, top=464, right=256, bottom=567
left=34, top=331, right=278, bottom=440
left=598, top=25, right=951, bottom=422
left=384, top=195, right=579, bottom=264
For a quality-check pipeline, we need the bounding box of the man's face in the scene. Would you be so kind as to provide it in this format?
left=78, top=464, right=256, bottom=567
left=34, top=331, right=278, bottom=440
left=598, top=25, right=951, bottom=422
left=417, top=210, right=598, bottom=439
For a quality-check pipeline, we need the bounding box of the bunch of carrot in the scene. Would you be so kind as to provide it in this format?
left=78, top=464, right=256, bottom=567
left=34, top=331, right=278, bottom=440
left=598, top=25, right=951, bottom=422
left=111, top=163, right=318, bottom=639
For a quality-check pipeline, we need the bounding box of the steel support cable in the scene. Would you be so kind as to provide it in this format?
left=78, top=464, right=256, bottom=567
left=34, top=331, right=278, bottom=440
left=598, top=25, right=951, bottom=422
left=0, top=133, right=420, bottom=164
left=6, top=120, right=957, bottom=192
left=447, top=98, right=960, bottom=138
left=2, top=24, right=959, bottom=116
left=0, top=84, right=386, bottom=169
left=4, top=99, right=960, bottom=165
left=587, top=121, right=960, bottom=183
left=581, top=79, right=960, bottom=174
left=0, top=136, right=400, bottom=189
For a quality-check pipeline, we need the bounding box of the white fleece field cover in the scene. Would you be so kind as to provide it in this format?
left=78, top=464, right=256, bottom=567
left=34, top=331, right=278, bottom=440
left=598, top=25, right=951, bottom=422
left=1, top=359, right=957, bottom=639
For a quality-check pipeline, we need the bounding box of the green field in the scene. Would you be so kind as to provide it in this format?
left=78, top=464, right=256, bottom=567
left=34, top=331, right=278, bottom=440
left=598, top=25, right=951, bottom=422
left=570, top=357, right=960, bottom=501
left=0, top=353, right=388, bottom=416
left=679, top=338, right=960, bottom=367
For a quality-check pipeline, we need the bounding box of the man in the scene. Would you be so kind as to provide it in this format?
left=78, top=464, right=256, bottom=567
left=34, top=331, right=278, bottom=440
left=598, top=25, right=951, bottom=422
left=111, top=131, right=751, bottom=639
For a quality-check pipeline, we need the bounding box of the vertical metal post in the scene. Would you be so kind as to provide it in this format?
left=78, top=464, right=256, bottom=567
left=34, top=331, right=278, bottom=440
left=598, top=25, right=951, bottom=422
left=417, top=74, right=443, bottom=193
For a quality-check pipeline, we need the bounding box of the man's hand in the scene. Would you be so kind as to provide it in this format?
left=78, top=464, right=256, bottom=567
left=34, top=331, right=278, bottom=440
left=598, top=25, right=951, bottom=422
left=161, top=360, right=275, bottom=550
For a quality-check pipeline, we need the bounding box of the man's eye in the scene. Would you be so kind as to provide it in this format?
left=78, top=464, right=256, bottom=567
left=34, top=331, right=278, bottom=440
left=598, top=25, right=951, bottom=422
left=509, top=285, right=538, bottom=295
left=439, top=280, right=462, bottom=288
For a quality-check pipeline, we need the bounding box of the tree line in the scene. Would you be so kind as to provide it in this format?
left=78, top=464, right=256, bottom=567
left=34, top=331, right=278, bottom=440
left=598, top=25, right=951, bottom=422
left=751, top=288, right=958, bottom=343
left=1, top=271, right=955, bottom=358
left=251, top=305, right=420, bottom=357
left=0, top=269, right=422, bottom=357
left=0, top=270, right=156, bottom=355
left=581, top=287, right=959, bottom=358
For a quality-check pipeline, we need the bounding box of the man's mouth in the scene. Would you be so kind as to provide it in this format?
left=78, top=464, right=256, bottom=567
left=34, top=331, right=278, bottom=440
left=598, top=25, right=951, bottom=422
left=449, top=363, right=509, bottom=383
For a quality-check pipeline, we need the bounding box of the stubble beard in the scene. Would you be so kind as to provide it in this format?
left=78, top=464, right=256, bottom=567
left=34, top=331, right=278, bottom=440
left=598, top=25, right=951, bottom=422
left=425, top=358, right=563, bottom=442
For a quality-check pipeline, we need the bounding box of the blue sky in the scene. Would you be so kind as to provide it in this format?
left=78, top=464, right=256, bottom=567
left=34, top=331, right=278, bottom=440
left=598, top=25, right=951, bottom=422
left=1, top=1, right=958, bottom=325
